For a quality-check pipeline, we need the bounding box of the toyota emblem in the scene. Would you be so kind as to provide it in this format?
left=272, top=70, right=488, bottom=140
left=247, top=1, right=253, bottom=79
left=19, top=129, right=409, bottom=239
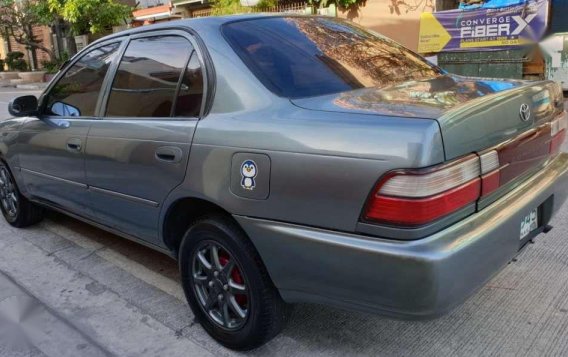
left=519, top=103, right=531, bottom=122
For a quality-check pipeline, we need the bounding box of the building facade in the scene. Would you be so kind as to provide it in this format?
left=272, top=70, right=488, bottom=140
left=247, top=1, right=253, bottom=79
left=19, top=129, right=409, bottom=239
left=338, top=0, right=433, bottom=52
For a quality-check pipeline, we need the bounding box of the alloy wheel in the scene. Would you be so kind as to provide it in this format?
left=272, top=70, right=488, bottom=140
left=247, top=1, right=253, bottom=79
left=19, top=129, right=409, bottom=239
left=0, top=167, right=18, bottom=218
left=192, top=241, right=250, bottom=330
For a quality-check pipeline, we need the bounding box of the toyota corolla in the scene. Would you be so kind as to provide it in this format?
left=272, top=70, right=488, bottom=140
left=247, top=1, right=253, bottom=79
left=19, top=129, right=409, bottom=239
left=1, top=15, right=567, bottom=350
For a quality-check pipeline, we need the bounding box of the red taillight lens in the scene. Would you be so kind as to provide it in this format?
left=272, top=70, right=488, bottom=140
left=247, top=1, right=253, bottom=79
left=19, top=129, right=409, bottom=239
left=550, top=112, right=567, bottom=155
left=550, top=129, right=566, bottom=155
left=479, top=150, right=500, bottom=197
left=364, top=155, right=481, bottom=227
left=365, top=179, right=480, bottom=226
left=481, top=170, right=500, bottom=196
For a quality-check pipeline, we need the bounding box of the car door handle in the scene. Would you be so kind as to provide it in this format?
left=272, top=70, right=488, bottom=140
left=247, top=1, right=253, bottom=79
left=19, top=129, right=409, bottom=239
left=66, top=138, right=82, bottom=152
left=155, top=146, right=183, bottom=163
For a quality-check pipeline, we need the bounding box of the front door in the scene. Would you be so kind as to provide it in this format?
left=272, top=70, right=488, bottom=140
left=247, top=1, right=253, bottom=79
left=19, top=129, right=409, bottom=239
left=85, top=32, right=206, bottom=244
left=17, top=42, right=122, bottom=214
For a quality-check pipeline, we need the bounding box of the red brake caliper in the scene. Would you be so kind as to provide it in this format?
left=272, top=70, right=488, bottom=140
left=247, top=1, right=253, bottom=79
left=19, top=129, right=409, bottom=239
left=219, top=251, right=247, bottom=307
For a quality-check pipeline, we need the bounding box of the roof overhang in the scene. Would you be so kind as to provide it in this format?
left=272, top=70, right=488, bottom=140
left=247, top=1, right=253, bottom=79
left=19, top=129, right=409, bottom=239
left=172, top=0, right=206, bottom=7
left=132, top=4, right=177, bottom=21
left=134, top=11, right=175, bottom=20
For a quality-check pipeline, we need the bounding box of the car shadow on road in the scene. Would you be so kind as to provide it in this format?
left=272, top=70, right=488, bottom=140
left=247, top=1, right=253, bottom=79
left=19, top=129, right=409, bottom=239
left=44, top=211, right=181, bottom=282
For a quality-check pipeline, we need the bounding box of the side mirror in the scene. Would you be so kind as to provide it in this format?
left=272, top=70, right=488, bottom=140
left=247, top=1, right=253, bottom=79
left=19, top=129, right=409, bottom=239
left=8, top=95, right=38, bottom=117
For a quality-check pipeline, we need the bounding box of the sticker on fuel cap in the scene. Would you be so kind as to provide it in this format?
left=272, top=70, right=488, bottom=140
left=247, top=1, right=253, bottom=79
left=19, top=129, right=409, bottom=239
left=240, top=160, right=257, bottom=190
left=231, top=153, right=270, bottom=200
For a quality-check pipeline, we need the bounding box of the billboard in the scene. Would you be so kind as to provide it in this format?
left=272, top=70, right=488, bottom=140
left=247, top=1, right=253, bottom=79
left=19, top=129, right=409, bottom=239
left=418, top=0, right=549, bottom=53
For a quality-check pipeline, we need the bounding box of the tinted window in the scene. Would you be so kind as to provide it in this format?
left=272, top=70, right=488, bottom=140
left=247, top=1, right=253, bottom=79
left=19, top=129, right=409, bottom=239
left=46, top=43, right=120, bottom=117
left=175, top=52, right=204, bottom=117
left=105, top=36, right=193, bottom=118
left=223, top=17, right=443, bottom=99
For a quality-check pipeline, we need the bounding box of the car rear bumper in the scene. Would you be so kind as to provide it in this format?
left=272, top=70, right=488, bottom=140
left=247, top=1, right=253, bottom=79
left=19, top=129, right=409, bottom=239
left=235, top=153, right=568, bottom=319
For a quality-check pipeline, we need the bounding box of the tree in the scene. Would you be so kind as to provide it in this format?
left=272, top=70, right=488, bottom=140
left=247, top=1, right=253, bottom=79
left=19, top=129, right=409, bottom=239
left=47, top=0, right=132, bottom=35
left=0, top=0, right=57, bottom=62
left=212, top=0, right=277, bottom=15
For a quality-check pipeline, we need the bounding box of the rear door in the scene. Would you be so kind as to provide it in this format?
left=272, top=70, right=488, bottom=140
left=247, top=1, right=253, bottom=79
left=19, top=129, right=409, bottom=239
left=85, top=30, right=206, bottom=243
left=17, top=41, right=121, bottom=214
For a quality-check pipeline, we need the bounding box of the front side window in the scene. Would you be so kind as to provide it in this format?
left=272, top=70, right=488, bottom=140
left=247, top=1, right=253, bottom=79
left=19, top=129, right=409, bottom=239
left=223, top=17, right=443, bottom=99
left=105, top=36, right=196, bottom=118
left=45, top=43, right=120, bottom=117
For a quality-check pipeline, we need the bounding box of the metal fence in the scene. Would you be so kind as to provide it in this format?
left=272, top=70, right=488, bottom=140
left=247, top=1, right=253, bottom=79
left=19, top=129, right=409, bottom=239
left=192, top=8, right=213, bottom=17
left=251, top=2, right=310, bottom=13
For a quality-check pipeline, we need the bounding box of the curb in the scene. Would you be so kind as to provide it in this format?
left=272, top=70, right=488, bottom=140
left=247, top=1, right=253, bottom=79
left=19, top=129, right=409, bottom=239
left=16, top=83, right=48, bottom=90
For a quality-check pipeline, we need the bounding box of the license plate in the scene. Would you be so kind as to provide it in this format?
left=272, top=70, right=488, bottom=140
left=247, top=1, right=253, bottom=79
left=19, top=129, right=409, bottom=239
left=520, top=208, right=539, bottom=240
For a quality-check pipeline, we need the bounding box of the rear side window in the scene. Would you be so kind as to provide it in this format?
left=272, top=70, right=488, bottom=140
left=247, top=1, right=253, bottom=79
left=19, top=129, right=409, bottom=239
left=46, top=43, right=120, bottom=117
left=105, top=36, right=200, bottom=118
left=223, top=17, right=442, bottom=99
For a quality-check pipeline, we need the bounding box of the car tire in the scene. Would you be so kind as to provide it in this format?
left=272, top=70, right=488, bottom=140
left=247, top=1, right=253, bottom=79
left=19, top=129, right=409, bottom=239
left=179, top=215, right=290, bottom=351
left=0, top=161, right=44, bottom=228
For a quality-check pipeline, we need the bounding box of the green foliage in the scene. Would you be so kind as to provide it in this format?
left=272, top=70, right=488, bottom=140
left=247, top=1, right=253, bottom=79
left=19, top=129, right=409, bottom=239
left=5, top=51, right=28, bottom=71
left=308, top=0, right=360, bottom=9
left=47, top=0, right=132, bottom=35
left=0, top=0, right=57, bottom=60
left=336, top=0, right=359, bottom=8
left=212, top=0, right=245, bottom=15
left=40, top=52, right=70, bottom=74
left=0, top=59, right=4, bottom=72
left=212, top=0, right=279, bottom=15
left=31, top=0, right=61, bottom=27
left=212, top=0, right=355, bottom=14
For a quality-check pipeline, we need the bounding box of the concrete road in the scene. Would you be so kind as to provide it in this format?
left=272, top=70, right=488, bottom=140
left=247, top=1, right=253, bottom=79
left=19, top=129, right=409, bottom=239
left=1, top=88, right=568, bottom=356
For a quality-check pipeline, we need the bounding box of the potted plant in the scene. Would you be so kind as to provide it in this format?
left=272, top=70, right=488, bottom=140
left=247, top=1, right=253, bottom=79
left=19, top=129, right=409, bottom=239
left=0, top=51, right=26, bottom=81
left=40, top=52, right=69, bottom=82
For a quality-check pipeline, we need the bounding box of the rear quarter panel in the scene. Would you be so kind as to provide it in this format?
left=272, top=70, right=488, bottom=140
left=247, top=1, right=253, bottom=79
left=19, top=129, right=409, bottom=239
left=167, top=103, right=444, bottom=233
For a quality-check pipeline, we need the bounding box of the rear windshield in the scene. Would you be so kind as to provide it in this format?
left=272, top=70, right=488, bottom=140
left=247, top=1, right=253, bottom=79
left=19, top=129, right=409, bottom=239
left=223, top=17, right=443, bottom=99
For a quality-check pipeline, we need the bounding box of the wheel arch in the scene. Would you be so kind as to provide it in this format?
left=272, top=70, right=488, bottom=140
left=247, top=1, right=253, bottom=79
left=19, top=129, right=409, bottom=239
left=162, top=196, right=237, bottom=258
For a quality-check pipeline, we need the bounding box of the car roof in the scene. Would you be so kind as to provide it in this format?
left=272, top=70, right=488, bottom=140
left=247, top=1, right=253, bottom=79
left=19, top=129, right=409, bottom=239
left=93, top=13, right=300, bottom=43
left=84, top=14, right=342, bottom=58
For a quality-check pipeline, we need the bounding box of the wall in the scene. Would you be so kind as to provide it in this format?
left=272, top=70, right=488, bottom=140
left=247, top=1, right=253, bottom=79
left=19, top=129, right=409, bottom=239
left=7, top=26, right=53, bottom=69
left=338, top=0, right=435, bottom=51
left=0, top=38, right=6, bottom=66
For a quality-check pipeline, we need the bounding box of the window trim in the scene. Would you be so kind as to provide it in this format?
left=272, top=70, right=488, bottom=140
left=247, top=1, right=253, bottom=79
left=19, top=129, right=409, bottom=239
left=99, top=29, right=208, bottom=121
left=38, top=39, right=126, bottom=120
left=170, top=49, right=196, bottom=118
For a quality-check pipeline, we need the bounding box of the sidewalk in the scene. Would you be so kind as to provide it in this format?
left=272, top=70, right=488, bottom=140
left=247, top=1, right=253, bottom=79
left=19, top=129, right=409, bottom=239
left=0, top=82, right=48, bottom=90
left=0, top=220, right=216, bottom=357
left=0, top=272, right=108, bottom=357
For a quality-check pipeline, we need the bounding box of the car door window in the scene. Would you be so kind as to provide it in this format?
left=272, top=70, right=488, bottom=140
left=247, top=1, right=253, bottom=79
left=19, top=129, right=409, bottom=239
left=105, top=36, right=196, bottom=118
left=45, top=43, right=121, bottom=117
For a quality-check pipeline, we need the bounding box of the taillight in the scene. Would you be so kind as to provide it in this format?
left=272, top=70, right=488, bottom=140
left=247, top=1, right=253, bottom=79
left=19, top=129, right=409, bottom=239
left=550, top=112, right=567, bottom=155
left=363, top=155, right=481, bottom=226
left=479, top=150, right=500, bottom=197
left=364, top=112, right=567, bottom=228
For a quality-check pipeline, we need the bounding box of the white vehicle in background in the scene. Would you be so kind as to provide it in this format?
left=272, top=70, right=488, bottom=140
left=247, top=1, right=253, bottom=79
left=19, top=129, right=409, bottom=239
left=541, top=32, right=568, bottom=91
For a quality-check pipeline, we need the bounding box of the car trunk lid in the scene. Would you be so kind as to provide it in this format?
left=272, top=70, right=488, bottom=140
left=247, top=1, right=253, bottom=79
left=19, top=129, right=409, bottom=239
left=291, top=74, right=564, bottom=158
left=292, top=74, right=566, bottom=205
